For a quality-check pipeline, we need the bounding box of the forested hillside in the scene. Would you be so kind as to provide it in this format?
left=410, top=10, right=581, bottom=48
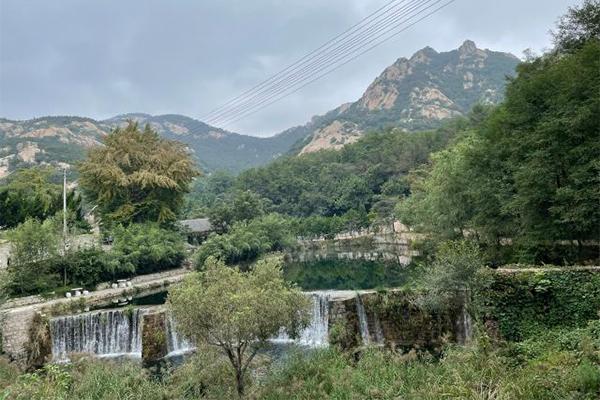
left=187, top=22, right=599, bottom=265
left=0, top=113, right=306, bottom=177
left=397, top=33, right=600, bottom=263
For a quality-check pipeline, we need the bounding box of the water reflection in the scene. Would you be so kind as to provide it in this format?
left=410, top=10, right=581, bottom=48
left=283, top=258, right=413, bottom=291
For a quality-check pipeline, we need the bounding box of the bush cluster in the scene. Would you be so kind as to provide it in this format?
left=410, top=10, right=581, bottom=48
left=4, top=221, right=186, bottom=296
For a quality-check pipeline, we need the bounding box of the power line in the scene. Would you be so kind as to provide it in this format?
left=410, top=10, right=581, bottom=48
left=215, top=0, right=455, bottom=128
left=203, top=0, right=417, bottom=124
left=219, top=0, right=455, bottom=128
left=200, top=0, right=408, bottom=122
left=206, top=0, right=428, bottom=126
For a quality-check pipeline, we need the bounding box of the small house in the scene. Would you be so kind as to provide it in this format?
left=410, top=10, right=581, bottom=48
left=179, top=218, right=213, bottom=245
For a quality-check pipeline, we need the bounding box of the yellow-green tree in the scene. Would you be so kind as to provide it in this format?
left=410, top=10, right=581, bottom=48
left=168, top=256, right=310, bottom=397
left=79, top=122, right=198, bottom=226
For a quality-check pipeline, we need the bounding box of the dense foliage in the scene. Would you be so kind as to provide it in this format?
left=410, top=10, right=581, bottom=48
left=0, top=167, right=85, bottom=230
left=3, top=221, right=185, bottom=296
left=168, top=256, right=310, bottom=396
left=110, top=222, right=186, bottom=275
left=553, top=0, right=600, bottom=53
left=416, top=240, right=488, bottom=312
left=479, top=267, right=600, bottom=341
left=194, top=214, right=294, bottom=267
left=397, top=37, right=600, bottom=264
left=257, top=323, right=600, bottom=399
left=206, top=190, right=267, bottom=234
left=182, top=171, right=236, bottom=219
left=5, top=218, right=60, bottom=295
left=236, top=125, right=461, bottom=220
left=78, top=122, right=198, bottom=227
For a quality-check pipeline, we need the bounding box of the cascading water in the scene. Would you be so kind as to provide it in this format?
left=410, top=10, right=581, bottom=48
left=372, top=313, right=385, bottom=345
left=50, top=308, right=145, bottom=361
left=457, top=304, right=473, bottom=344
left=355, top=293, right=371, bottom=345
left=355, top=293, right=385, bottom=346
left=273, top=291, right=331, bottom=347
left=165, top=314, right=194, bottom=356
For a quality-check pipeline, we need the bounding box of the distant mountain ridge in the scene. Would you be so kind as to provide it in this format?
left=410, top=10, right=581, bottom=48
left=0, top=113, right=305, bottom=177
left=0, top=40, right=519, bottom=178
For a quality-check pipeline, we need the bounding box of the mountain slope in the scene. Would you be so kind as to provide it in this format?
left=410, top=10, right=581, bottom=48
left=290, top=40, right=520, bottom=154
left=0, top=114, right=305, bottom=177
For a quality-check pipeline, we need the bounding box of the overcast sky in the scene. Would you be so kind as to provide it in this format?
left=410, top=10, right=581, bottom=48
left=0, top=0, right=579, bottom=137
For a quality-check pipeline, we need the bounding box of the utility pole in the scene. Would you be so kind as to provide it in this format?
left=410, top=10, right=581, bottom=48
left=63, top=167, right=68, bottom=285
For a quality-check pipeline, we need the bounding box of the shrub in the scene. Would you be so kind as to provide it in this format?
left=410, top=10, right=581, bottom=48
left=111, top=223, right=186, bottom=274
left=479, top=268, right=600, bottom=340
left=51, top=248, right=119, bottom=288
left=195, top=214, right=293, bottom=267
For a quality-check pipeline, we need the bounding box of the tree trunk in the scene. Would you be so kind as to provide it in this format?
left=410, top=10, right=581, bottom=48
left=235, top=367, right=244, bottom=398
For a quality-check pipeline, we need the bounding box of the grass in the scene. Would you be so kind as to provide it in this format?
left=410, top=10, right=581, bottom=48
left=1, top=321, right=598, bottom=399
left=255, top=321, right=600, bottom=399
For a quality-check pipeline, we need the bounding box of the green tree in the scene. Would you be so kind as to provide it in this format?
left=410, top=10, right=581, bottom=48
left=552, top=0, right=600, bottom=53
left=0, top=168, right=61, bottom=229
left=418, top=240, right=487, bottom=312
left=78, top=122, right=198, bottom=226
left=182, top=170, right=236, bottom=218
left=0, top=167, right=87, bottom=231
left=6, top=218, right=61, bottom=295
left=168, top=256, right=310, bottom=397
left=206, top=190, right=266, bottom=234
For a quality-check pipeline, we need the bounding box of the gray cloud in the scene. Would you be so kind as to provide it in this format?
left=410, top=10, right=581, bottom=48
left=0, top=0, right=579, bottom=136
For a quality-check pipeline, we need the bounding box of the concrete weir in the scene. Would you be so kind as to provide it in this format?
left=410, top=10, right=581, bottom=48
left=0, top=268, right=189, bottom=364
left=10, top=289, right=471, bottom=365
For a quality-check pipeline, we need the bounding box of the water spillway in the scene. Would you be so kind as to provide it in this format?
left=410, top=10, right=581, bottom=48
left=165, top=314, right=194, bottom=356
left=355, top=294, right=371, bottom=345
left=355, top=293, right=385, bottom=346
left=298, top=291, right=331, bottom=347
left=48, top=290, right=472, bottom=362
left=50, top=308, right=145, bottom=361
left=273, top=291, right=331, bottom=347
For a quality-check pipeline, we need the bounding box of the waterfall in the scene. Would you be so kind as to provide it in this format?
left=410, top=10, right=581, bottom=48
left=273, top=291, right=331, bottom=347
left=165, top=314, right=194, bottom=356
left=458, top=304, right=473, bottom=344
left=50, top=308, right=145, bottom=361
left=355, top=293, right=370, bottom=345
left=355, top=293, right=385, bottom=346
left=372, top=313, right=385, bottom=345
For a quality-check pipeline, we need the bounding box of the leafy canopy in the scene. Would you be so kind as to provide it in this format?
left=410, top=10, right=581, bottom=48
left=110, top=222, right=185, bottom=275
left=5, top=218, right=61, bottom=295
left=168, top=256, right=310, bottom=396
left=195, top=213, right=294, bottom=267
left=397, top=37, right=600, bottom=264
left=78, top=122, right=198, bottom=226
left=0, top=167, right=85, bottom=230
left=553, top=0, right=600, bottom=53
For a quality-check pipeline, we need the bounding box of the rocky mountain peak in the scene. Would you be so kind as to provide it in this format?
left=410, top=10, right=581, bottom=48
left=410, top=46, right=438, bottom=63
left=458, top=39, right=478, bottom=54
left=294, top=41, right=519, bottom=154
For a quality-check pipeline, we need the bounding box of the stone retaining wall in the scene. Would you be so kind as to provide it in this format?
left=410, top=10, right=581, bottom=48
left=0, top=269, right=189, bottom=364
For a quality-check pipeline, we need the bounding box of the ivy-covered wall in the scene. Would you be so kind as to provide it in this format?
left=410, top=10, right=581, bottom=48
left=479, top=267, right=600, bottom=341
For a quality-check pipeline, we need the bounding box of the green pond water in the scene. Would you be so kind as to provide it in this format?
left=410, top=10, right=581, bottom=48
left=283, top=258, right=415, bottom=291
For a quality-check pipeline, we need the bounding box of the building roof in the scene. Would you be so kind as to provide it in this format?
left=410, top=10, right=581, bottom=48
left=179, top=218, right=213, bottom=233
